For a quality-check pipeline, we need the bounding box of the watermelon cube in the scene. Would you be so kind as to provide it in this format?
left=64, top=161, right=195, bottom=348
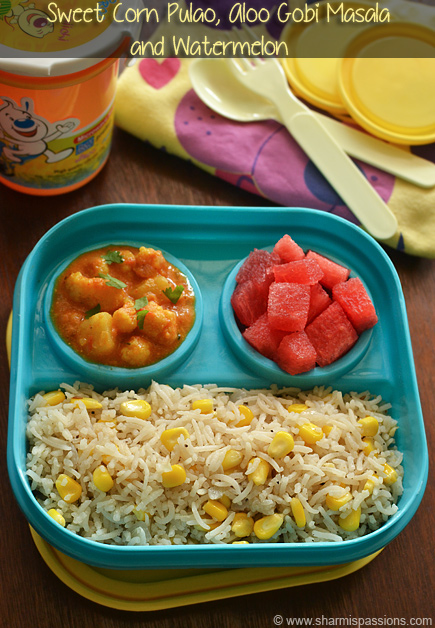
left=306, top=250, right=350, bottom=291
left=273, top=259, right=324, bottom=285
left=276, top=332, right=317, bottom=375
left=273, top=234, right=305, bottom=263
left=305, top=301, right=358, bottom=366
left=231, top=279, right=268, bottom=327
left=243, top=313, right=287, bottom=359
left=236, top=249, right=275, bottom=284
left=332, top=278, right=378, bottom=333
left=268, top=282, right=310, bottom=332
left=307, top=283, right=332, bottom=324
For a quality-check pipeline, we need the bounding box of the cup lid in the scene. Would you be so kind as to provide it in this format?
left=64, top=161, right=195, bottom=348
left=280, top=1, right=374, bottom=115
left=339, top=22, right=435, bottom=145
left=0, top=0, right=142, bottom=77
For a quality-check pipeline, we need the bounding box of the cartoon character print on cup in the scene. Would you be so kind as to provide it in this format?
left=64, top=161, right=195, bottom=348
left=1, top=0, right=54, bottom=38
left=0, top=96, right=79, bottom=176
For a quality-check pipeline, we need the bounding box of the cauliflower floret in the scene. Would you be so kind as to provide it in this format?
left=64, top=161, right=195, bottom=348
left=134, top=247, right=167, bottom=279
left=120, top=336, right=153, bottom=367
left=76, top=312, right=116, bottom=359
left=64, top=272, right=125, bottom=312
left=113, top=250, right=136, bottom=278
left=140, top=301, right=178, bottom=346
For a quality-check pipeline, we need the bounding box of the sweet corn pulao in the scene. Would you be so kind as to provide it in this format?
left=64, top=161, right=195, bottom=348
left=26, top=383, right=403, bottom=545
left=51, top=246, right=195, bottom=368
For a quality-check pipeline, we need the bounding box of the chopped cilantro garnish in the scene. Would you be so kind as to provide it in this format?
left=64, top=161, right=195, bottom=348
left=84, top=304, right=101, bottom=319
left=134, top=296, right=149, bottom=311
left=98, top=273, right=126, bottom=289
left=137, top=309, right=149, bottom=330
left=163, top=285, right=184, bottom=304
left=102, top=250, right=124, bottom=265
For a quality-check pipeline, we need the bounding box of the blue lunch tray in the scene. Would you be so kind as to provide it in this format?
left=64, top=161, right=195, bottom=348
left=7, top=204, right=428, bottom=570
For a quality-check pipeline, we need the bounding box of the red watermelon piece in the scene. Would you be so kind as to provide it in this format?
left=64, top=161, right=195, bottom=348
left=243, top=313, right=287, bottom=359
left=267, top=282, right=310, bottom=332
left=273, top=234, right=305, bottom=263
left=236, top=249, right=275, bottom=284
left=306, top=250, right=350, bottom=291
left=305, top=301, right=358, bottom=366
left=231, top=279, right=268, bottom=327
left=332, top=278, right=378, bottom=334
left=276, top=332, right=317, bottom=375
left=273, top=259, right=324, bottom=285
left=307, top=283, right=332, bottom=324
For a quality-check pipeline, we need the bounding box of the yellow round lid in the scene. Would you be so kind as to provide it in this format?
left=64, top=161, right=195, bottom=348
left=280, top=1, right=373, bottom=115
left=339, top=23, right=435, bottom=145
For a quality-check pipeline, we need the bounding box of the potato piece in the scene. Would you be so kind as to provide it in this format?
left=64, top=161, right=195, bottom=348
left=77, top=312, right=116, bottom=359
left=131, top=275, right=174, bottom=303
left=140, top=301, right=178, bottom=346
left=65, top=272, right=125, bottom=312
left=113, top=299, right=137, bottom=334
left=120, top=336, right=153, bottom=367
left=134, top=247, right=167, bottom=279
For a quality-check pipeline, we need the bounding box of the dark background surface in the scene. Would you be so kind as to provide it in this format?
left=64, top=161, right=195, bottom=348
left=0, top=127, right=434, bottom=627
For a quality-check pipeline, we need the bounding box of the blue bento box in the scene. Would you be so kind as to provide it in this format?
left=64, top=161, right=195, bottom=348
left=7, top=204, right=428, bottom=570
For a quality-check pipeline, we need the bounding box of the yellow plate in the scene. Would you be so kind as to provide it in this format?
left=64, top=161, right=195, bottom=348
left=339, top=23, right=435, bottom=145
left=280, top=1, right=372, bottom=116
left=7, top=316, right=382, bottom=611
left=30, top=527, right=383, bottom=612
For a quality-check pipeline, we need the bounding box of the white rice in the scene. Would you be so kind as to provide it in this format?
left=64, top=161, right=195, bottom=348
left=25, top=382, right=403, bottom=546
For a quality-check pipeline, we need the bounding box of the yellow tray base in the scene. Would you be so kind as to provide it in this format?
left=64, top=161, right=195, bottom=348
left=30, top=528, right=382, bottom=612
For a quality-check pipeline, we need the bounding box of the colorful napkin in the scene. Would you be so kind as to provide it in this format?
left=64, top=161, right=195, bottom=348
left=115, top=55, right=435, bottom=259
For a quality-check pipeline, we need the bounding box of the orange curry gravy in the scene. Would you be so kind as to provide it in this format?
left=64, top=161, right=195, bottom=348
left=51, top=246, right=196, bottom=368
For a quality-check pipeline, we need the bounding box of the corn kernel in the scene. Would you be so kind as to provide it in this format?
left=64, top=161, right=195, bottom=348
left=160, top=427, right=190, bottom=452
left=326, top=491, right=352, bottom=511
left=203, top=500, right=228, bottom=522
left=47, top=509, right=66, bottom=527
left=383, top=463, right=398, bottom=485
left=363, top=475, right=378, bottom=494
left=222, top=449, right=243, bottom=471
left=72, top=397, right=103, bottom=410
left=162, top=464, right=186, bottom=488
left=339, top=507, right=361, bottom=531
left=192, top=399, right=213, bottom=414
left=119, top=400, right=151, bottom=420
left=231, top=512, right=254, bottom=538
left=291, top=497, right=306, bottom=528
left=247, top=458, right=270, bottom=486
left=358, top=416, right=379, bottom=437
left=237, top=405, right=254, bottom=427
left=55, top=474, right=82, bottom=504
left=93, top=465, right=114, bottom=492
left=133, top=508, right=151, bottom=522
left=298, top=423, right=323, bottom=446
left=219, top=495, right=231, bottom=509
left=232, top=541, right=249, bottom=545
left=322, top=425, right=333, bottom=437
left=254, top=513, right=284, bottom=540
left=268, top=431, right=294, bottom=458
left=288, top=404, right=308, bottom=414
left=43, top=391, right=65, bottom=406
left=362, top=437, right=375, bottom=455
